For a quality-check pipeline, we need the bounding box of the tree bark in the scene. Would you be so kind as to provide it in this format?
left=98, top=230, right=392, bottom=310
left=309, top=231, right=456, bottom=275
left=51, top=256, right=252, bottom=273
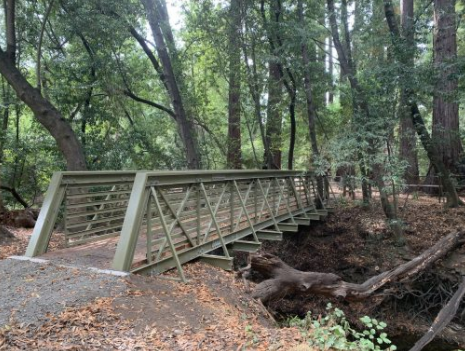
left=4, top=0, right=16, bottom=63
left=227, top=0, right=242, bottom=169
left=432, top=0, right=462, bottom=173
left=141, top=0, right=201, bottom=169
left=265, top=60, right=282, bottom=170
left=399, top=0, right=419, bottom=186
left=248, top=230, right=465, bottom=304
left=327, top=36, right=334, bottom=104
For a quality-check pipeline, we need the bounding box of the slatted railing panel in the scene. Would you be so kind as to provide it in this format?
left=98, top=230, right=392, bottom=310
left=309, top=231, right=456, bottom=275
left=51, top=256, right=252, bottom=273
left=64, top=182, right=134, bottom=247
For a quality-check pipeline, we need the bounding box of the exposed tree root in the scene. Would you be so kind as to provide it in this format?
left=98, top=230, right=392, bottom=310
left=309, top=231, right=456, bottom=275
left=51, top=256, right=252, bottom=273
left=247, top=231, right=465, bottom=304
left=409, top=277, right=465, bottom=351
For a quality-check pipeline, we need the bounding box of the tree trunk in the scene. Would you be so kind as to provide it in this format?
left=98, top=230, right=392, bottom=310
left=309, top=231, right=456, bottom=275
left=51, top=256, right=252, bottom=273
left=142, top=0, right=201, bottom=169
left=0, top=50, right=86, bottom=171
left=432, top=0, right=462, bottom=173
left=247, top=230, right=465, bottom=304
left=227, top=0, right=242, bottom=169
left=399, top=0, right=419, bottom=186
left=0, top=0, right=86, bottom=171
left=384, top=0, right=462, bottom=207
left=328, top=0, right=372, bottom=205
left=298, top=0, right=323, bottom=206
left=241, top=11, right=271, bottom=168
left=327, top=36, right=334, bottom=104
left=265, top=61, right=282, bottom=170
left=260, top=0, right=296, bottom=170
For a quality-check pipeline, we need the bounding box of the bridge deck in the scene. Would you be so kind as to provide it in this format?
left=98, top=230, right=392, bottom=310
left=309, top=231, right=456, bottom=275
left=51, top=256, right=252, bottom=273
left=40, top=234, right=146, bottom=270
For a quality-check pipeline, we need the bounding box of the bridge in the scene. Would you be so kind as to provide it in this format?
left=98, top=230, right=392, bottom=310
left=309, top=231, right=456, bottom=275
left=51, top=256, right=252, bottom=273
left=24, top=170, right=332, bottom=281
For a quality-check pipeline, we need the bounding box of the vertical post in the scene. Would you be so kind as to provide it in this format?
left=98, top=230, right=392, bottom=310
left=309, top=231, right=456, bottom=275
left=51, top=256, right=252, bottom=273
left=196, top=185, right=201, bottom=245
left=26, top=172, right=66, bottom=257
left=146, top=196, right=152, bottom=264
left=272, top=177, right=277, bottom=215
left=254, top=179, right=258, bottom=223
left=112, top=172, right=149, bottom=272
left=230, top=181, right=235, bottom=232
left=286, top=177, right=291, bottom=210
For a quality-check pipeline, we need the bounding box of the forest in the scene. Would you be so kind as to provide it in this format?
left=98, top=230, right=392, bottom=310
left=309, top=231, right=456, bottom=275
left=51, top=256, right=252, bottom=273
left=1, top=0, right=465, bottom=350
left=0, top=0, right=464, bottom=209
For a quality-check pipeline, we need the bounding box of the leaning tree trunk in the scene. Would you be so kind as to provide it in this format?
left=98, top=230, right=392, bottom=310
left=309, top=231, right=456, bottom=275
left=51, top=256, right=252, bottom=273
left=0, top=50, right=86, bottom=171
left=142, top=0, right=201, bottom=170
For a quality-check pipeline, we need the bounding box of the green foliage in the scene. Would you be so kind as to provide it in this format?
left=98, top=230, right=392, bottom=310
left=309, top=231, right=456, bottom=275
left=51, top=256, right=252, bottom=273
left=284, top=303, right=397, bottom=351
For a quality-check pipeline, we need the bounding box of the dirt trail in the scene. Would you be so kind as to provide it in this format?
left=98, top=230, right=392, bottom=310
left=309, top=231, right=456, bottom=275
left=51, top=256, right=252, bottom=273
left=0, top=249, right=304, bottom=350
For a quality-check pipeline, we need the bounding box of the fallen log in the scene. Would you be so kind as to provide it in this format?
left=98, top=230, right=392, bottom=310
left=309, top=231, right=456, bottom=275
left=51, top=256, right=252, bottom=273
left=249, top=230, right=465, bottom=304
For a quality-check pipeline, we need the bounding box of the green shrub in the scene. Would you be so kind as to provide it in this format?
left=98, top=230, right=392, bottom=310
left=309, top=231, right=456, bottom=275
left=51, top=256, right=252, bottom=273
left=284, top=303, right=397, bottom=351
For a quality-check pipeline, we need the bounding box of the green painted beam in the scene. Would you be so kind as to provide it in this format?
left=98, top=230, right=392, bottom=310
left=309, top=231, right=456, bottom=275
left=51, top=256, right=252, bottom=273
left=200, top=254, right=234, bottom=270
left=231, top=240, right=261, bottom=253
left=306, top=213, right=321, bottom=220
left=317, top=209, right=329, bottom=217
left=277, top=223, right=299, bottom=232
left=286, top=217, right=311, bottom=226
left=25, top=173, right=65, bottom=257
left=112, top=172, right=149, bottom=272
left=256, top=230, right=283, bottom=241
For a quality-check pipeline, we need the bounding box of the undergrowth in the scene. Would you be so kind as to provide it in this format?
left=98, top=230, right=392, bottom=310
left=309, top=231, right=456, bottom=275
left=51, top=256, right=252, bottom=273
left=284, top=303, right=397, bottom=351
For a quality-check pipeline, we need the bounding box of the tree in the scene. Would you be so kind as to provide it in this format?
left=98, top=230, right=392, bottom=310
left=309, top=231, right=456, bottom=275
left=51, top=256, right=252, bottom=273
left=431, top=0, right=462, bottom=174
left=328, top=0, right=406, bottom=244
left=141, top=0, right=201, bottom=169
left=384, top=0, right=462, bottom=207
left=0, top=0, right=86, bottom=171
left=227, top=0, right=242, bottom=169
left=398, top=0, right=419, bottom=186
left=327, top=0, right=371, bottom=204
left=297, top=0, right=324, bottom=205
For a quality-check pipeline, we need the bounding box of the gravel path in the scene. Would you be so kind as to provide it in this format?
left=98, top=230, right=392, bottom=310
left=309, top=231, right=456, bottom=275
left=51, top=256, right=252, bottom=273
left=0, top=257, right=128, bottom=327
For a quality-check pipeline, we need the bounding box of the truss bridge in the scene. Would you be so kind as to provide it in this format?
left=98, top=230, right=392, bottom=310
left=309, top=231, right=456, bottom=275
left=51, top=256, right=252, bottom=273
left=25, top=170, right=333, bottom=281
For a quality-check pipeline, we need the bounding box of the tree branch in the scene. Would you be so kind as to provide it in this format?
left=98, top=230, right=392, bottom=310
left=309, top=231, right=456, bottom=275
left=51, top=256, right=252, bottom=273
left=122, top=90, right=176, bottom=120
left=0, top=185, right=29, bottom=208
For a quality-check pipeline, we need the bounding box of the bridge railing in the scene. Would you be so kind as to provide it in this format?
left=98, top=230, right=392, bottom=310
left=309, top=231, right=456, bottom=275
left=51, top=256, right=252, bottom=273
left=26, top=170, right=324, bottom=278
